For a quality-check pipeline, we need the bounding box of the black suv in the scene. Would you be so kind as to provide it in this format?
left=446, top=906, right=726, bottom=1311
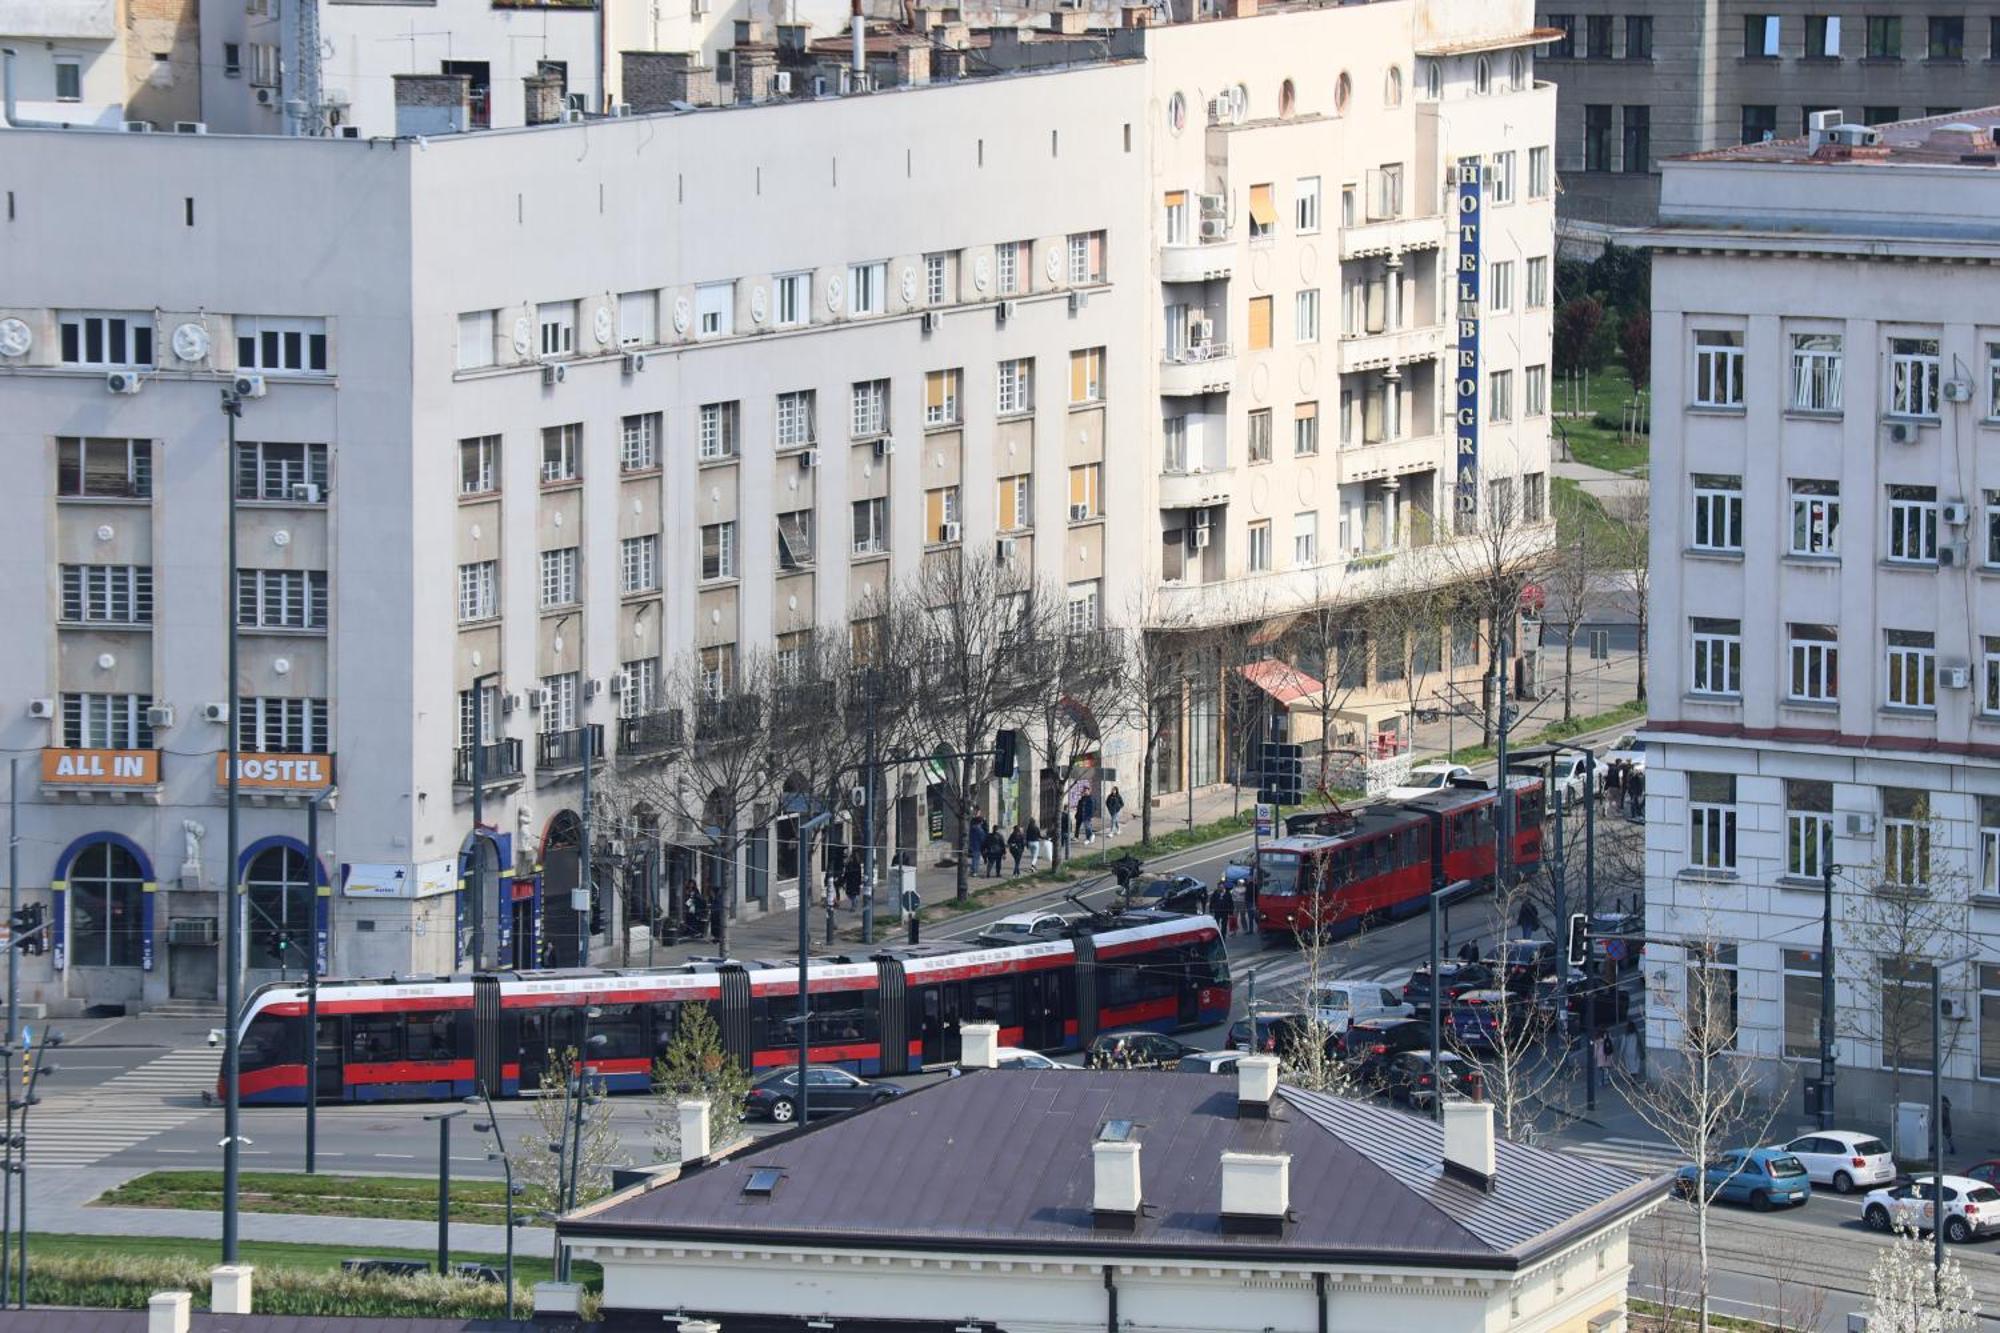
left=1340, top=1015, right=1433, bottom=1079
left=1402, top=961, right=1495, bottom=1011
left=1224, top=1011, right=1313, bottom=1058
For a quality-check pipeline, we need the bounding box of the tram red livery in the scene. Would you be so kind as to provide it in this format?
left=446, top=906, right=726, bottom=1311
left=230, top=913, right=1230, bottom=1105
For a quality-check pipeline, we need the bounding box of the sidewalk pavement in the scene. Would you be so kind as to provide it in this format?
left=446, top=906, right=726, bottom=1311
left=1552, top=453, right=1648, bottom=508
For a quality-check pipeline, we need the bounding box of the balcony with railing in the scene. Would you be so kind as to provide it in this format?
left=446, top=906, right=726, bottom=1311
left=536, top=723, right=605, bottom=771
left=1160, top=342, right=1236, bottom=397
left=617, top=710, right=684, bottom=757
left=1160, top=240, right=1235, bottom=284
left=1159, top=464, right=1235, bottom=510
left=1337, top=323, right=1444, bottom=375
left=1339, top=212, right=1444, bottom=261
left=454, top=738, right=523, bottom=787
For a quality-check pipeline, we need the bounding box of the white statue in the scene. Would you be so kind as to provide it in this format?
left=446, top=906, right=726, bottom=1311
left=180, top=820, right=205, bottom=880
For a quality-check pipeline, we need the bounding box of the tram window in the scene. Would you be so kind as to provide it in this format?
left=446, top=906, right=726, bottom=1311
left=350, top=1016, right=402, bottom=1062
left=1516, top=786, right=1544, bottom=827
left=649, top=1002, right=680, bottom=1056
left=516, top=1011, right=547, bottom=1062
left=966, top=978, right=1017, bottom=1028
left=811, top=990, right=877, bottom=1044
left=589, top=1005, right=644, bottom=1060
left=405, top=1011, right=459, bottom=1060
left=240, top=1013, right=297, bottom=1070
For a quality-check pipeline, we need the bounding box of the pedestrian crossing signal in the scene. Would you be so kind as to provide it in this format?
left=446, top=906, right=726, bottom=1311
left=1258, top=741, right=1304, bottom=806
left=1566, top=913, right=1589, bottom=968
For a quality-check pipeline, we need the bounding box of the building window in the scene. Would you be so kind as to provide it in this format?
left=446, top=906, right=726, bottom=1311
left=541, top=424, right=580, bottom=483
left=620, top=413, right=661, bottom=472
left=235, top=441, right=329, bottom=502
left=1626, top=15, right=1654, bottom=57
left=1807, top=13, right=1842, bottom=56
left=1741, top=105, right=1778, bottom=143
left=539, top=547, right=579, bottom=608
left=618, top=657, right=659, bottom=718
left=1163, top=416, right=1188, bottom=472
left=457, top=561, right=497, bottom=622
left=1247, top=520, right=1272, bottom=572
left=1294, top=402, right=1319, bottom=456
left=539, top=672, right=578, bottom=734
left=1864, top=105, right=1901, bottom=125
left=775, top=392, right=816, bottom=450
left=459, top=436, right=498, bottom=495
left=1690, top=616, right=1742, bottom=696
left=53, top=58, right=81, bottom=100
left=775, top=509, right=815, bottom=570
left=1526, top=364, right=1548, bottom=416
left=1928, top=14, right=1964, bottom=58
left=1066, top=580, right=1101, bottom=635
left=1545, top=14, right=1575, bottom=56
left=237, top=568, right=328, bottom=631
left=67, top=840, right=144, bottom=969
left=620, top=534, right=659, bottom=593
left=1490, top=151, right=1516, bottom=204
left=852, top=380, right=890, bottom=437
left=536, top=301, right=575, bottom=358
left=698, top=646, right=734, bottom=702
left=1066, top=230, right=1105, bottom=284
left=926, top=486, right=961, bottom=543
left=1788, top=623, right=1839, bottom=702
left=1248, top=183, right=1275, bottom=240
left=699, top=401, right=740, bottom=460
left=60, top=565, right=153, bottom=625
left=1889, top=337, right=1941, bottom=417
left=1295, top=176, right=1321, bottom=232
left=1885, top=629, right=1936, bottom=710
left=1293, top=510, right=1318, bottom=565
left=1783, top=948, right=1825, bottom=1059
left=1785, top=779, right=1834, bottom=879
left=457, top=684, right=496, bottom=749
left=848, top=261, right=887, bottom=315
left=1744, top=12, right=1781, bottom=55
left=454, top=311, right=494, bottom=372
left=700, top=522, right=737, bottom=580
left=1294, top=290, right=1320, bottom=344
left=1687, top=772, right=1738, bottom=870
left=1790, top=479, right=1841, bottom=555
left=234, top=317, right=328, bottom=374
left=1583, top=105, right=1612, bottom=170
left=1580, top=13, right=1611, bottom=55
left=695, top=282, right=733, bottom=338
left=1068, top=464, right=1101, bottom=520
left=618, top=290, right=657, bottom=346
left=923, top=369, right=960, bottom=428
left=852, top=497, right=887, bottom=555
left=1789, top=332, right=1843, bottom=411
left=923, top=253, right=951, bottom=306
left=61, top=693, right=154, bottom=750
left=1981, top=966, right=2000, bottom=1079
left=1691, top=474, right=1744, bottom=552
left=1489, top=260, right=1513, bottom=313
left=1163, top=190, right=1190, bottom=246
left=1245, top=409, right=1273, bottom=464
left=1248, top=295, right=1273, bottom=351
left=995, top=242, right=1029, bottom=297
left=775, top=272, right=810, bottom=328
left=57, top=437, right=151, bottom=500
left=1528, top=145, right=1552, bottom=197
left=1981, top=797, right=2000, bottom=897
left=1488, top=369, right=1513, bottom=422
left=237, top=696, right=329, bottom=754
left=1526, top=256, right=1549, bottom=308
left=1983, top=343, right=2000, bottom=419
left=997, top=358, right=1035, bottom=415
left=1524, top=471, right=1546, bottom=521
left=1887, top=485, right=1939, bottom=563
left=1984, top=635, right=2000, bottom=715
left=1070, top=347, right=1105, bottom=404
left=1621, top=106, right=1650, bottom=172
left=58, top=311, right=153, bottom=368
left=1693, top=330, right=1745, bottom=407
left=996, top=474, right=1031, bottom=532
left=1882, top=788, right=1932, bottom=888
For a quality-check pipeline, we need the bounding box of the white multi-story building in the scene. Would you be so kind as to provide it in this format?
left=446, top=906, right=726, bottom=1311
left=2, top=0, right=201, bottom=128
left=0, top=0, right=1554, bottom=1015
left=1645, top=110, right=2000, bottom=1120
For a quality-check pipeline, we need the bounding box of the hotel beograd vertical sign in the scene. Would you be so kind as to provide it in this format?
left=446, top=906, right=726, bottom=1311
left=1455, top=157, right=1482, bottom=520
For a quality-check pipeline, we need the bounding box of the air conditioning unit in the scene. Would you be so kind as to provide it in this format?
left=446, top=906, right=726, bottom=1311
left=543, top=362, right=567, bottom=386
left=202, top=702, right=230, bottom=724
left=1191, top=318, right=1215, bottom=342
left=1068, top=290, right=1086, bottom=314
left=1941, top=542, right=1967, bottom=567
left=1198, top=217, right=1228, bottom=241
left=1197, top=193, right=1226, bottom=216
left=1942, top=664, right=1972, bottom=690
left=288, top=482, right=323, bottom=504
left=1943, top=997, right=1968, bottom=1020
left=146, top=704, right=175, bottom=729
left=106, top=371, right=142, bottom=394
left=1885, top=420, right=1916, bottom=444
left=919, top=310, right=939, bottom=333
left=622, top=351, right=647, bottom=375
left=232, top=373, right=267, bottom=398
left=995, top=300, right=1016, bottom=325
left=583, top=678, right=602, bottom=700
left=872, top=437, right=894, bottom=459
left=1844, top=812, right=1875, bottom=836
left=25, top=698, right=54, bottom=720
left=564, top=108, right=586, bottom=123
left=1944, top=502, right=1970, bottom=525
left=939, top=520, right=962, bottom=542
left=798, top=448, right=820, bottom=470
left=256, top=87, right=276, bottom=106
left=1206, top=96, right=1230, bottom=124
left=1480, top=164, right=1498, bottom=187
left=123, top=119, right=153, bottom=132
left=501, top=691, right=522, bottom=715
left=609, top=103, right=631, bottom=117
left=174, top=121, right=207, bottom=134
left=1944, top=378, right=1974, bottom=403
left=608, top=674, right=626, bottom=696
left=995, top=535, right=1017, bottom=562
left=532, top=687, right=551, bottom=712
left=774, top=71, right=792, bottom=94
left=1069, top=502, right=1091, bottom=522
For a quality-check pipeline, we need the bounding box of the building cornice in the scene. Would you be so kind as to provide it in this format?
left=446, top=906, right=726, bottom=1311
left=1641, top=719, right=2000, bottom=765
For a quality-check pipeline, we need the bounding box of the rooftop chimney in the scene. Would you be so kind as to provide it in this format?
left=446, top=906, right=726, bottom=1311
left=851, top=0, right=865, bottom=76
left=1092, top=1139, right=1142, bottom=1229
left=1235, top=1053, right=1279, bottom=1117
left=532, top=1282, right=585, bottom=1319
left=148, top=1292, right=191, bottom=1333
left=209, top=1266, right=253, bottom=1316
left=959, top=1021, right=999, bottom=1069
left=1442, top=1099, right=1496, bottom=1191
left=392, top=73, right=469, bottom=136
left=1219, top=1152, right=1290, bottom=1234
left=679, top=1098, right=712, bottom=1161
left=1225, top=0, right=1257, bottom=17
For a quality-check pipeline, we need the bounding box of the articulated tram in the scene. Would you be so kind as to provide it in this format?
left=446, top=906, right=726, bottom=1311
left=230, top=911, right=1230, bottom=1104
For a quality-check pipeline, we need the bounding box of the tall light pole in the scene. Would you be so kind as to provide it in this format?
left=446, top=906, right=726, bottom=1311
left=1818, top=857, right=1839, bottom=1131
left=468, top=669, right=500, bottom=971
left=423, top=1107, right=467, bottom=1275
left=467, top=1088, right=518, bottom=1319
left=219, top=388, right=245, bottom=1265
left=304, top=788, right=330, bottom=1173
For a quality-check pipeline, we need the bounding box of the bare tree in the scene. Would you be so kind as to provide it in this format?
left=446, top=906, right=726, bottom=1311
left=1362, top=561, right=1453, bottom=759
left=1282, top=574, right=1372, bottom=800
left=1445, top=876, right=1571, bottom=1144
left=1011, top=579, right=1131, bottom=867
left=514, top=1051, right=621, bottom=1217
left=1114, top=592, right=1198, bottom=848
left=1541, top=504, right=1596, bottom=722
left=1432, top=468, right=1552, bottom=745
left=1599, top=488, right=1650, bottom=704
left=1207, top=603, right=1272, bottom=818
left=1278, top=925, right=1363, bottom=1097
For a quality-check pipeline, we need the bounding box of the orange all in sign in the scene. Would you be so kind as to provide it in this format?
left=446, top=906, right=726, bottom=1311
left=41, top=748, right=159, bottom=786
left=216, top=753, right=334, bottom=791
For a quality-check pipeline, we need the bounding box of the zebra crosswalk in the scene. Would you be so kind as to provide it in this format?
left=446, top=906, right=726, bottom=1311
left=18, top=1047, right=222, bottom=1168
left=1559, top=1135, right=1685, bottom=1178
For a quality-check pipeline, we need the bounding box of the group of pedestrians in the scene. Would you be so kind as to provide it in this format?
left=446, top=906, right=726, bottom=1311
left=962, top=786, right=1127, bottom=880
left=1206, top=877, right=1261, bottom=938
left=1601, top=760, right=1645, bottom=819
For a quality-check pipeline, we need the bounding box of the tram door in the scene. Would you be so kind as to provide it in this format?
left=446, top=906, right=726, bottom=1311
left=920, top=985, right=962, bottom=1065
left=1025, top=971, right=1065, bottom=1050
left=314, top=1019, right=344, bottom=1102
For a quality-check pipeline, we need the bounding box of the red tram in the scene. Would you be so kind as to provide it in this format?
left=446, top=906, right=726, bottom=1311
left=231, top=913, right=1230, bottom=1105
left=1256, top=777, right=1544, bottom=940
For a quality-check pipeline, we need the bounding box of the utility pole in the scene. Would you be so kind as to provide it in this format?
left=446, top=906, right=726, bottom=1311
left=220, top=388, right=245, bottom=1266
left=304, top=790, right=325, bottom=1173
left=6, top=757, right=16, bottom=1049
left=577, top=724, right=593, bottom=968
left=469, top=670, right=499, bottom=972
left=861, top=668, right=878, bottom=947
left=1819, top=858, right=1839, bottom=1130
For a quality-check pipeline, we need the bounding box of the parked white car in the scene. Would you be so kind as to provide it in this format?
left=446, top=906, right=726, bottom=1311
left=1308, top=978, right=1413, bottom=1034
left=1863, top=1175, right=2000, bottom=1243
left=1508, top=754, right=1590, bottom=805
left=1386, top=764, right=1474, bottom=801
left=992, top=1046, right=1064, bottom=1070
left=1775, top=1130, right=1896, bottom=1194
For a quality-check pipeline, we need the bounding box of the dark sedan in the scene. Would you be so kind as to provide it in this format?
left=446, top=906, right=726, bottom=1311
left=744, top=1066, right=903, bottom=1123
left=1085, top=1029, right=1204, bottom=1070
left=1402, top=961, right=1495, bottom=1011
left=1224, top=1011, right=1315, bottom=1057
left=1341, top=1016, right=1435, bottom=1077
left=1379, top=1051, right=1483, bottom=1110
left=1123, top=874, right=1208, bottom=914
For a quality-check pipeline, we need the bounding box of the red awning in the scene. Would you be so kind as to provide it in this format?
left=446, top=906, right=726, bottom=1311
left=1237, top=659, right=1325, bottom=707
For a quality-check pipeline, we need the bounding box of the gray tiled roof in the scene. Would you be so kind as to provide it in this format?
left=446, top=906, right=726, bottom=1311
left=563, top=1069, right=1663, bottom=1270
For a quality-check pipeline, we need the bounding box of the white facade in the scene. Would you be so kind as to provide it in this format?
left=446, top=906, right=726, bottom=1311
left=1644, top=116, right=2000, bottom=1119
left=0, top=0, right=1555, bottom=1014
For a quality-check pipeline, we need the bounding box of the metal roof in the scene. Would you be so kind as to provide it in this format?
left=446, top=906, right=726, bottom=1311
left=564, top=1070, right=1663, bottom=1270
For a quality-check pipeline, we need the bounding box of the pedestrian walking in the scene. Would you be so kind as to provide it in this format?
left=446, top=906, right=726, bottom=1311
left=1516, top=900, right=1540, bottom=939
left=1626, top=767, right=1646, bottom=820
left=1024, top=820, right=1043, bottom=872
left=1078, top=791, right=1098, bottom=844
left=1457, top=939, right=1479, bottom=965
left=988, top=831, right=1006, bottom=876
left=1944, top=1096, right=1957, bottom=1155
left=1619, top=1018, right=1643, bottom=1080
left=843, top=854, right=863, bottom=911
left=1007, top=824, right=1026, bottom=875
left=1594, top=1032, right=1614, bottom=1074
left=684, top=884, right=706, bottom=938
left=1059, top=807, right=1073, bottom=860
left=1242, top=876, right=1260, bottom=933
left=1603, top=761, right=1622, bottom=812
left=1105, top=786, right=1124, bottom=836
left=1212, top=883, right=1235, bottom=937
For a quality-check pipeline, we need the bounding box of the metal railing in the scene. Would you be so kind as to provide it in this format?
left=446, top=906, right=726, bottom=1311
left=617, top=710, right=683, bottom=755
left=535, top=724, right=603, bottom=770
left=453, top=738, right=522, bottom=785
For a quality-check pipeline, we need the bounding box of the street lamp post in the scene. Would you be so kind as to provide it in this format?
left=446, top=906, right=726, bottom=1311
left=556, top=1012, right=605, bottom=1284
left=467, top=1089, right=519, bottom=1319
left=13, top=1030, right=59, bottom=1309
left=220, top=388, right=246, bottom=1266
left=423, top=1108, right=468, bottom=1275
left=1818, top=858, right=1840, bottom=1131
left=1426, top=880, right=1474, bottom=1123
left=304, top=789, right=330, bottom=1173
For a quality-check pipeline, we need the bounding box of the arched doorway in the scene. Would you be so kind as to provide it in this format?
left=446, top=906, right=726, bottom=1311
left=244, top=843, right=315, bottom=974
left=459, top=829, right=507, bottom=971
left=541, top=811, right=583, bottom=968
left=66, top=839, right=146, bottom=970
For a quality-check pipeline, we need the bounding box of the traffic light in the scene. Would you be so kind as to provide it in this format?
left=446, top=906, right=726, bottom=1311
left=1566, top=912, right=1589, bottom=968
left=1257, top=741, right=1304, bottom=807
left=993, top=729, right=1017, bottom=779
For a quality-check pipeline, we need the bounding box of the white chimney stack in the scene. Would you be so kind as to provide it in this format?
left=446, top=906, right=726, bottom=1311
left=1219, top=1152, right=1290, bottom=1232
left=1235, top=1053, right=1279, bottom=1117
left=850, top=0, right=864, bottom=76
left=1092, top=1139, right=1142, bottom=1227
left=959, top=1021, right=999, bottom=1069
left=1442, top=1099, right=1496, bottom=1190
left=148, top=1292, right=191, bottom=1333
left=679, top=1098, right=712, bottom=1161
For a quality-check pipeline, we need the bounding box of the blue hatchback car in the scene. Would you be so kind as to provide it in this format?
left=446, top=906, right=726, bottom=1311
left=1674, top=1147, right=1812, bottom=1211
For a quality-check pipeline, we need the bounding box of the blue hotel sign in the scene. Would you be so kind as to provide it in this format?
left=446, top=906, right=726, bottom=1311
left=1454, top=160, right=1482, bottom=518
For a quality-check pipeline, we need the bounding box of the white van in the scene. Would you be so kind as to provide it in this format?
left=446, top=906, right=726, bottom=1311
left=1309, top=979, right=1413, bottom=1034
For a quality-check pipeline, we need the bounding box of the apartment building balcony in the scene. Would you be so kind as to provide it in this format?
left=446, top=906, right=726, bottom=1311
left=1147, top=531, right=1504, bottom=630
left=617, top=710, right=684, bottom=758
left=538, top=724, right=606, bottom=772
left=454, top=738, right=524, bottom=788
left=1160, top=343, right=1236, bottom=397
left=1160, top=242, right=1236, bottom=284
left=1337, top=324, right=1443, bottom=375
left=1159, top=464, right=1235, bottom=510
left=1338, top=432, right=1450, bottom=483
left=1340, top=214, right=1444, bottom=261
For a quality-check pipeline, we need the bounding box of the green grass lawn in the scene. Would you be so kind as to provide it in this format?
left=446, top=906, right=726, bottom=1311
left=95, top=1171, right=516, bottom=1225
left=31, top=1232, right=580, bottom=1285
left=1552, top=365, right=1650, bottom=475
left=1552, top=476, right=1630, bottom=551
